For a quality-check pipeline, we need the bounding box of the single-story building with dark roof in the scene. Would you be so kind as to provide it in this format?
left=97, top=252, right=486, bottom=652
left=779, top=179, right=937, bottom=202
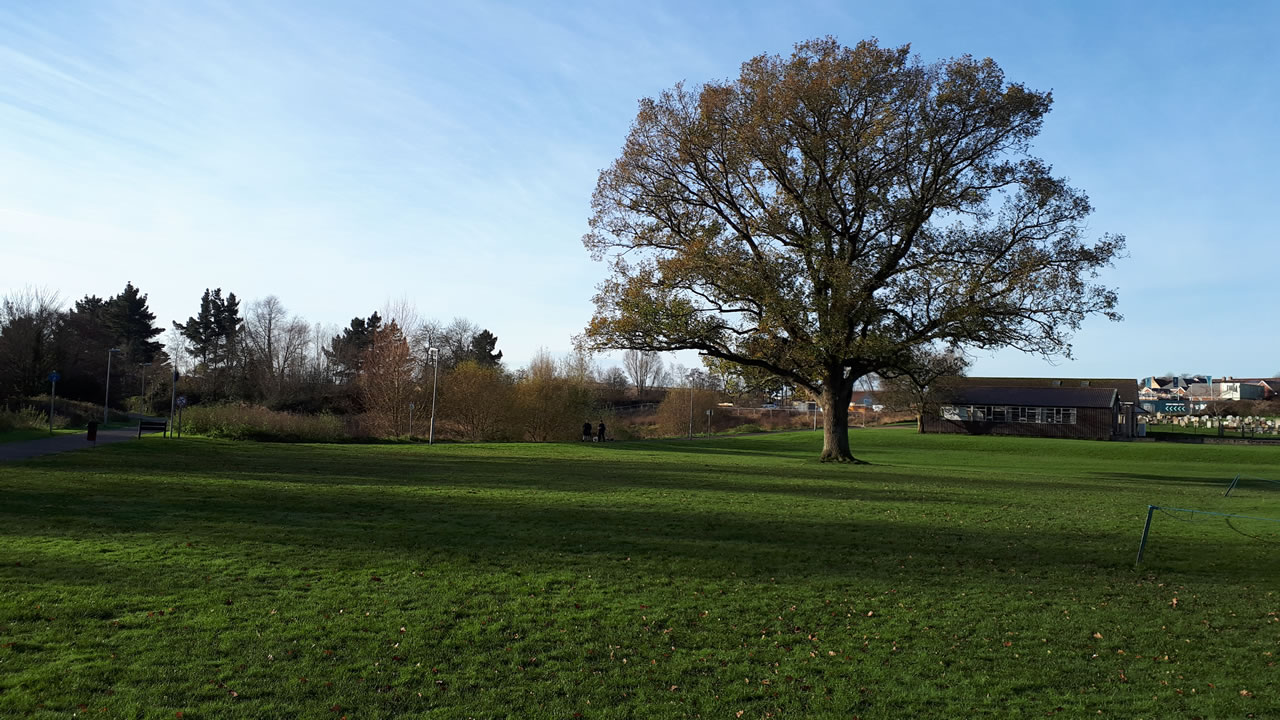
left=923, top=385, right=1137, bottom=440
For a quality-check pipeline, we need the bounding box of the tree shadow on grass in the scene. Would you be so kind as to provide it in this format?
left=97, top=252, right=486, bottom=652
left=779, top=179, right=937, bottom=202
left=14, top=439, right=998, bottom=507
left=0, top=471, right=1238, bottom=590
left=1086, top=471, right=1236, bottom=488
left=5, top=438, right=1270, bottom=589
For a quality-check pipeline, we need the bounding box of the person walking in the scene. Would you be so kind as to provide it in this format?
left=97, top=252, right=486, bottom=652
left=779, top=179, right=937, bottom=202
left=582, top=421, right=593, bottom=442
left=596, top=421, right=607, bottom=443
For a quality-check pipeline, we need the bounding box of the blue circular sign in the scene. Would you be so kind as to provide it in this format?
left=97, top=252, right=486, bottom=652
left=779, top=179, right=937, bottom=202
left=47, top=371, right=60, bottom=383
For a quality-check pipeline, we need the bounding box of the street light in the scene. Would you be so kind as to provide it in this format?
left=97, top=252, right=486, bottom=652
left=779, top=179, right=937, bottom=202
left=428, top=347, right=440, bottom=445
left=139, top=362, right=152, bottom=415
left=104, top=348, right=120, bottom=424
left=687, top=370, right=696, bottom=439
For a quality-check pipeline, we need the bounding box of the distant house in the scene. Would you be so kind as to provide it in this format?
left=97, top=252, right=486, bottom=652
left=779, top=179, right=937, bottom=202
left=922, top=377, right=1141, bottom=440
left=848, top=390, right=880, bottom=412
left=1213, top=377, right=1280, bottom=401
left=1186, top=382, right=1266, bottom=402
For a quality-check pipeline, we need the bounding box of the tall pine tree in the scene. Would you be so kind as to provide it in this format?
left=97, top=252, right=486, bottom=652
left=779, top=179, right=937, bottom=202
left=106, top=282, right=163, bottom=363
left=215, top=290, right=241, bottom=368
left=468, top=329, right=503, bottom=367
left=325, top=312, right=382, bottom=382
left=174, top=289, right=219, bottom=367
left=174, top=288, right=243, bottom=370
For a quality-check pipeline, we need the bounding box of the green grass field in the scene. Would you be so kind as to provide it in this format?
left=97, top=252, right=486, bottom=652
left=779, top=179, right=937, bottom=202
left=2, top=430, right=1278, bottom=718
left=0, top=429, right=80, bottom=444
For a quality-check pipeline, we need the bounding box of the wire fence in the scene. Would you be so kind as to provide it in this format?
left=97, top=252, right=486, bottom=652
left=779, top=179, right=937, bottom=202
left=1223, top=473, right=1280, bottom=497
left=1136, top=504, right=1280, bottom=563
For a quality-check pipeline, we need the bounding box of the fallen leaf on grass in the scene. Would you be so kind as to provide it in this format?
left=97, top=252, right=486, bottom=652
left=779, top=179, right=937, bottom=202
left=1092, top=632, right=1103, bottom=639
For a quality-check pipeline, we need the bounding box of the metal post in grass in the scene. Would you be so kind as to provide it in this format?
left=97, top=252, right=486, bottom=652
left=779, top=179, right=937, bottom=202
left=1135, top=505, right=1156, bottom=564
left=1224, top=474, right=1241, bottom=497
left=428, top=347, right=440, bottom=445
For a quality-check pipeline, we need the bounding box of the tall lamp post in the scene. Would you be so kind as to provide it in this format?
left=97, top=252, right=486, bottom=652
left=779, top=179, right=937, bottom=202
left=170, top=365, right=178, bottom=439
left=139, top=362, right=152, bottom=415
left=687, top=370, right=696, bottom=439
left=103, top=348, right=120, bottom=424
left=428, top=347, right=440, bottom=445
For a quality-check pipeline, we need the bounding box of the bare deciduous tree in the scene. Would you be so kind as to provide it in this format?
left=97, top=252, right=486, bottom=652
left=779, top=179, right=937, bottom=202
left=359, top=321, right=417, bottom=436
left=243, top=296, right=311, bottom=403
left=441, top=361, right=512, bottom=442
left=622, top=350, right=665, bottom=397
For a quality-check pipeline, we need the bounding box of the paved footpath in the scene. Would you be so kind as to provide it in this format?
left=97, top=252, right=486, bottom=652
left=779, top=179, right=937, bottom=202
left=0, top=424, right=165, bottom=462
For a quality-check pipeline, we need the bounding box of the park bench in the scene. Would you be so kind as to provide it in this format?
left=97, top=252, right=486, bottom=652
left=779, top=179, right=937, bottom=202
left=138, top=419, right=168, bottom=438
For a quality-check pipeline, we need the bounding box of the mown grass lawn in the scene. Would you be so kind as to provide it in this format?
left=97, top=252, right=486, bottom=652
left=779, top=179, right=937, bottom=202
left=2, top=430, right=1278, bottom=718
left=0, top=429, right=80, bottom=444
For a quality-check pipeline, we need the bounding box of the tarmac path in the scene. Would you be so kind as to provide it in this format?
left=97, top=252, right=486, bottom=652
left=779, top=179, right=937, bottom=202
left=0, top=423, right=166, bottom=462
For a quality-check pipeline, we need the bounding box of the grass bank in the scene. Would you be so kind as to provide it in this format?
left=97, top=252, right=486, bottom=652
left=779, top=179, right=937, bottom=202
left=2, top=430, right=1278, bottom=718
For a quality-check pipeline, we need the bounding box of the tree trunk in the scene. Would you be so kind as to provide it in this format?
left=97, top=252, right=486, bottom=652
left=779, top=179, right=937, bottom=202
left=819, top=373, right=863, bottom=463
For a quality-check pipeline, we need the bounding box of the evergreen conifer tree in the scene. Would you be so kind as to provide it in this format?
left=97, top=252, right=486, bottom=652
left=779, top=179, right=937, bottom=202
left=106, top=282, right=163, bottom=363
left=325, top=312, right=382, bottom=382
left=469, top=329, right=503, bottom=367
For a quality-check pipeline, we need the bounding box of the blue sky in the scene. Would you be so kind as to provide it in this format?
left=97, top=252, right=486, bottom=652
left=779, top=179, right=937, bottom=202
left=2, top=0, right=1277, bottom=379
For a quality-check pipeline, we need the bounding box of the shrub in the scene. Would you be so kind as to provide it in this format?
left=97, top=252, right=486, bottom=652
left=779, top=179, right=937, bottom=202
left=24, top=396, right=128, bottom=428
left=441, top=362, right=514, bottom=442
left=182, top=404, right=347, bottom=443
left=0, top=407, right=59, bottom=432
left=654, top=389, right=720, bottom=437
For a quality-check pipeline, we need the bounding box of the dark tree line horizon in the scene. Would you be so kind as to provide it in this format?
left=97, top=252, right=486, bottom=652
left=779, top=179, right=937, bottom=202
left=0, top=284, right=695, bottom=427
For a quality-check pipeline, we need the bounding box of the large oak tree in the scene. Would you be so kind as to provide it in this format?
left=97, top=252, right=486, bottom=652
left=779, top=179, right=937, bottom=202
left=582, top=38, right=1124, bottom=462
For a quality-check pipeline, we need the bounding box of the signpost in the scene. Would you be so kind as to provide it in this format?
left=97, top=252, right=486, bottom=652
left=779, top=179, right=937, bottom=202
left=47, top=371, right=60, bottom=434
left=176, top=395, right=187, bottom=438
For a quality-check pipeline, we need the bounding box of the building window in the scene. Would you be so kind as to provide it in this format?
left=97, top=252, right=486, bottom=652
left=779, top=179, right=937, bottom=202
left=943, top=405, right=1076, bottom=424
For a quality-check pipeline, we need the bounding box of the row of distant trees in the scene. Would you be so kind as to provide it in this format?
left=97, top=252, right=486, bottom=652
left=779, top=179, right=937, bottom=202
left=0, top=284, right=166, bottom=413
left=0, top=284, right=794, bottom=438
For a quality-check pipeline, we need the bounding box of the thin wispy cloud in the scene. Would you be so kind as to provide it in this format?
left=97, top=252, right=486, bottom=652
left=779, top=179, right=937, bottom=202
left=2, top=0, right=1278, bottom=375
